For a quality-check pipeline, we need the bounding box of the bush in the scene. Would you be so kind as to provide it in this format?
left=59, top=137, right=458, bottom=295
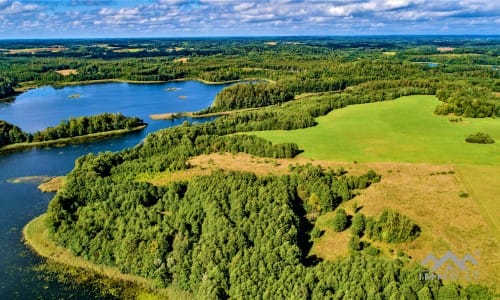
left=364, top=245, right=380, bottom=256
left=351, top=213, right=366, bottom=237
left=348, top=235, right=361, bottom=251
left=310, top=226, right=323, bottom=239
left=366, top=209, right=420, bottom=243
left=332, top=208, right=349, bottom=232
left=448, top=116, right=462, bottom=122
left=465, top=132, right=495, bottom=144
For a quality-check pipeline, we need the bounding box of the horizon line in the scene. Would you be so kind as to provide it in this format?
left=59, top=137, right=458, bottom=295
left=1, top=34, right=500, bottom=41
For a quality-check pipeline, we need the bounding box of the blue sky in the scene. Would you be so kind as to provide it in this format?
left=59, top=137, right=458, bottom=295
left=0, top=0, right=499, bottom=38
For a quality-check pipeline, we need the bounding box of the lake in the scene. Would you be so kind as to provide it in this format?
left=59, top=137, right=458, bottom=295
left=0, top=80, right=228, bottom=299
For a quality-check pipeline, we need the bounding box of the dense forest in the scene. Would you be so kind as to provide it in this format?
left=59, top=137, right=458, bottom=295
left=211, top=82, right=294, bottom=111
left=5, top=37, right=496, bottom=298
left=0, top=120, right=30, bottom=147
left=31, top=113, right=145, bottom=142
left=0, top=78, right=16, bottom=98
left=48, top=165, right=490, bottom=298
left=0, top=113, right=145, bottom=148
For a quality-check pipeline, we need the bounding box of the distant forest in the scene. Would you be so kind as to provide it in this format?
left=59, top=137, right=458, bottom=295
left=1, top=36, right=499, bottom=117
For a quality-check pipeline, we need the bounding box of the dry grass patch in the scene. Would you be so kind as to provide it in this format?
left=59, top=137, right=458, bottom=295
left=38, top=176, right=65, bottom=192
left=344, top=162, right=498, bottom=289
left=189, top=153, right=291, bottom=176
left=150, top=113, right=178, bottom=120
left=309, top=211, right=351, bottom=261
left=437, top=47, right=455, bottom=52
left=190, top=152, right=379, bottom=177
left=8, top=47, right=67, bottom=54
left=142, top=168, right=212, bottom=186
left=174, top=57, right=189, bottom=63
left=56, top=69, right=78, bottom=76
left=112, top=48, right=144, bottom=53
left=142, top=153, right=318, bottom=185
left=454, top=164, right=500, bottom=238
left=157, top=153, right=390, bottom=181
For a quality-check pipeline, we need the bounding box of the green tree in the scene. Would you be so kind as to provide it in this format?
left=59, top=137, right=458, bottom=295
left=332, top=208, right=349, bottom=232
left=351, top=213, right=366, bottom=237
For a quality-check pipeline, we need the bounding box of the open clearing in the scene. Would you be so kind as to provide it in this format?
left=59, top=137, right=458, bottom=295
left=38, top=176, right=65, bottom=192
left=7, top=47, right=67, bottom=54
left=112, top=48, right=145, bottom=53
left=56, top=69, right=78, bottom=76
left=253, top=95, right=500, bottom=165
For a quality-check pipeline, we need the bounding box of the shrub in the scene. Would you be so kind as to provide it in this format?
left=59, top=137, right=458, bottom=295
left=448, top=116, right=462, bottom=122
left=364, top=245, right=380, bottom=256
left=348, top=235, right=361, bottom=251
left=465, top=132, right=495, bottom=144
left=366, top=209, right=420, bottom=243
left=351, top=213, right=366, bottom=237
left=310, top=226, right=323, bottom=239
left=332, top=208, right=349, bottom=232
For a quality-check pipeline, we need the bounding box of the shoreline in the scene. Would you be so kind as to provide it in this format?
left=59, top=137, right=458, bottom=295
left=22, top=214, right=152, bottom=286
left=23, top=214, right=192, bottom=299
left=0, top=125, right=146, bottom=154
left=150, top=107, right=260, bottom=120
left=1, top=77, right=275, bottom=101
left=38, top=176, right=65, bottom=193
left=22, top=214, right=152, bottom=287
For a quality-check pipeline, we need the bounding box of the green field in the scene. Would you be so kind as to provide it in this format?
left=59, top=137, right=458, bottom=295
left=254, top=95, right=500, bottom=165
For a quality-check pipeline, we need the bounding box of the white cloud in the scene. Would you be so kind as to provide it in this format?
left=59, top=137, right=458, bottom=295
left=234, top=2, right=254, bottom=12
left=0, top=0, right=499, bottom=37
left=0, top=1, right=39, bottom=15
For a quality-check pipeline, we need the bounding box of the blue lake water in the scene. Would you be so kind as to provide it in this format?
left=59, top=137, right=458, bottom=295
left=0, top=81, right=227, bottom=299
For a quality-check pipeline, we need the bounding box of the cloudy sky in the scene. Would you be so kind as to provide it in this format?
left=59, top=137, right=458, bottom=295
left=0, top=0, right=499, bottom=38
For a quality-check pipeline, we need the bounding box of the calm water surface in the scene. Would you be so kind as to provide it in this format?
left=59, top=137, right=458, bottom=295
left=0, top=81, right=227, bottom=299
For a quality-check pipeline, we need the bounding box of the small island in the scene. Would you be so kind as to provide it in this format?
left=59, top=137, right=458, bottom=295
left=0, top=113, right=146, bottom=153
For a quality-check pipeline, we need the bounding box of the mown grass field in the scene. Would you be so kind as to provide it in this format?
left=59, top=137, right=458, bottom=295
left=254, top=95, right=500, bottom=165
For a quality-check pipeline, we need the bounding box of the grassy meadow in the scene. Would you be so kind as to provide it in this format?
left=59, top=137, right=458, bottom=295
left=254, top=95, right=500, bottom=165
